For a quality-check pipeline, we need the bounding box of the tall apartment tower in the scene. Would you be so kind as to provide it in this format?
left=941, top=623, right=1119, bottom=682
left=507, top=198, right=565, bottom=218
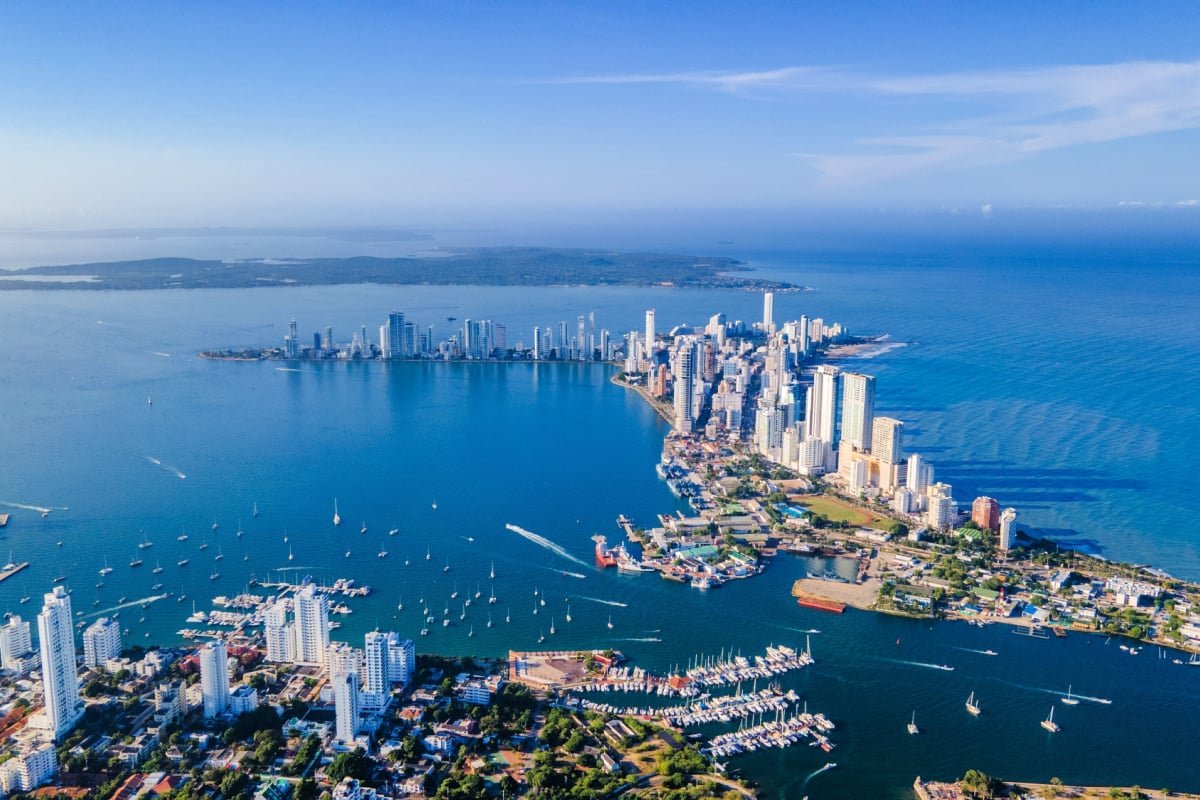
left=333, top=670, right=360, bottom=744
left=200, top=640, right=231, bottom=718
left=840, top=372, right=876, bottom=451
left=972, top=496, right=1001, bottom=531
left=293, top=585, right=330, bottom=666
left=81, top=617, right=122, bottom=668
left=0, top=616, right=33, bottom=671
left=37, top=586, right=82, bottom=739
left=762, top=292, right=775, bottom=334
left=644, top=309, right=656, bottom=358
left=999, top=508, right=1018, bottom=551
left=673, top=342, right=696, bottom=433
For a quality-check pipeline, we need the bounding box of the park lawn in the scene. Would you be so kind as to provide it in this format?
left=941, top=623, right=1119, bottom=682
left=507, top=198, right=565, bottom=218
left=801, top=495, right=891, bottom=528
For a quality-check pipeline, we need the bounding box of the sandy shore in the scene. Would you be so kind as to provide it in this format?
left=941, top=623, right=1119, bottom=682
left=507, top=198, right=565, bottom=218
left=790, top=576, right=881, bottom=609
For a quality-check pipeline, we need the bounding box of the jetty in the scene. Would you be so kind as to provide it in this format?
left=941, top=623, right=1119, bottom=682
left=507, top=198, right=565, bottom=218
left=0, top=561, right=30, bottom=583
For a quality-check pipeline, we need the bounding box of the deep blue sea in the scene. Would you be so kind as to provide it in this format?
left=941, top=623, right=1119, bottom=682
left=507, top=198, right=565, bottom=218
left=1, top=230, right=1197, bottom=797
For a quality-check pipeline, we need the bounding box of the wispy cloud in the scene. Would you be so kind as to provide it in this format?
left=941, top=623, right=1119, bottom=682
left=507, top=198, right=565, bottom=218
left=549, top=59, right=1200, bottom=186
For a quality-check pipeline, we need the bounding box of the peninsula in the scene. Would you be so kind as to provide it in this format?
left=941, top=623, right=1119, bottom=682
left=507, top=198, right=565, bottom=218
left=0, top=247, right=800, bottom=291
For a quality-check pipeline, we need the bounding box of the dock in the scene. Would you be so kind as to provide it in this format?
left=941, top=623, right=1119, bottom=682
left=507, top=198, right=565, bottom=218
left=0, top=562, right=30, bottom=583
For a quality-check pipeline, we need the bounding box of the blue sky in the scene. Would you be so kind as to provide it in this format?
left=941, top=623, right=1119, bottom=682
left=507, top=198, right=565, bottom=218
left=2, top=2, right=1199, bottom=228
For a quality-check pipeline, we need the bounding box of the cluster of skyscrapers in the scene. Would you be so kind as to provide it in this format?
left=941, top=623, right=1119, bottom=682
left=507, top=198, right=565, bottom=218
left=623, top=293, right=1018, bottom=539
left=282, top=309, right=616, bottom=363
left=259, top=585, right=414, bottom=744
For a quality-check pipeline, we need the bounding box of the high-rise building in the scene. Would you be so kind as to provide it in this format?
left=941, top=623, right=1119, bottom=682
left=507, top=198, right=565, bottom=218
left=81, top=618, right=122, bottom=668
left=840, top=372, right=876, bottom=451
left=293, top=585, right=330, bottom=666
left=999, top=508, right=1018, bottom=551
left=762, top=292, right=775, bottom=334
left=971, top=496, right=1001, bottom=531
left=0, top=742, right=57, bottom=794
left=263, top=599, right=294, bottom=663
left=385, top=633, right=415, bottom=686
left=906, top=453, right=933, bottom=494
left=673, top=341, right=696, bottom=433
left=333, top=670, right=360, bottom=744
left=323, top=326, right=334, bottom=351
left=644, top=309, right=656, bottom=359
left=532, top=326, right=543, bottom=361
left=363, top=632, right=389, bottom=697
left=0, top=615, right=33, bottom=672
left=804, top=365, right=841, bottom=472
left=926, top=483, right=957, bottom=530
left=199, top=640, right=231, bottom=718
left=387, top=312, right=405, bottom=359
left=871, top=417, right=904, bottom=465
left=36, top=586, right=82, bottom=739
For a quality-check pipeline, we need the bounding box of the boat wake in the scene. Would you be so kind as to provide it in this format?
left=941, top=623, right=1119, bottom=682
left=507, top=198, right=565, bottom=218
left=152, top=351, right=171, bottom=358
left=986, top=677, right=1112, bottom=705
left=615, top=637, right=661, bottom=643
left=144, top=455, right=187, bottom=480
left=952, top=646, right=999, bottom=656
left=882, top=657, right=954, bottom=671
left=855, top=341, right=907, bottom=360
left=773, top=623, right=821, bottom=635
left=505, top=523, right=589, bottom=568
left=577, top=595, right=628, bottom=608
left=275, top=367, right=303, bottom=373
left=801, top=761, right=837, bottom=788
left=85, top=593, right=170, bottom=619
left=0, top=500, right=68, bottom=514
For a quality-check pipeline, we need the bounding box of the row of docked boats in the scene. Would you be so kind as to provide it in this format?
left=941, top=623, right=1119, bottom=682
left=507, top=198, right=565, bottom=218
left=704, top=709, right=837, bottom=758
left=682, top=644, right=813, bottom=689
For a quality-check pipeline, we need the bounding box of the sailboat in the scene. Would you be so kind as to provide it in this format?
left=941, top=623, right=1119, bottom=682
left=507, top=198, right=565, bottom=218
left=214, top=546, right=224, bottom=561
left=443, top=558, right=450, bottom=573
left=138, top=531, right=154, bottom=549
left=607, top=614, right=614, bottom=630
left=538, top=630, right=545, bottom=643
left=397, top=597, right=404, bottom=611
left=907, top=711, right=920, bottom=735
left=1061, top=685, right=1080, bottom=705
left=490, top=561, right=495, bottom=580
left=99, top=557, right=114, bottom=577
left=468, top=625, right=474, bottom=638
left=489, top=584, right=496, bottom=604
left=378, top=542, right=388, bottom=559
left=431, top=501, right=438, bottom=510
left=333, top=499, right=341, bottom=527
left=505, top=608, right=511, bottom=623
left=487, top=612, right=493, bottom=628
left=532, top=599, right=538, bottom=616
left=211, top=518, right=218, bottom=531
left=565, top=604, right=572, bottom=623
left=360, top=521, right=367, bottom=535
left=451, top=583, right=459, bottom=599
left=152, top=560, right=163, bottom=574
left=236, top=520, right=244, bottom=538
left=425, top=546, right=431, bottom=561
left=549, top=618, right=556, bottom=635
left=252, top=501, right=259, bottom=518
left=130, top=554, right=144, bottom=567
left=474, top=583, right=481, bottom=599
left=1041, top=706, right=1060, bottom=732
left=460, top=604, right=467, bottom=621
left=288, top=546, right=294, bottom=562
left=966, top=692, right=981, bottom=716
left=177, top=530, right=189, bottom=542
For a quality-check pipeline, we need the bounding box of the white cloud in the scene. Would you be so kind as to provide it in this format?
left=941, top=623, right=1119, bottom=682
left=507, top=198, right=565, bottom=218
left=536, top=66, right=828, bottom=92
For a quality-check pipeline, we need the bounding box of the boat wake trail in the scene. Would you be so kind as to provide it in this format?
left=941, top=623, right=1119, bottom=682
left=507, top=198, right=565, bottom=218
left=577, top=596, right=629, bottom=608
left=0, top=500, right=68, bottom=514
left=800, top=761, right=837, bottom=789
left=772, top=623, right=821, bottom=635
left=615, top=637, right=661, bottom=643
left=275, top=367, right=303, bottom=373
left=985, top=677, right=1113, bottom=705
left=881, top=657, right=954, bottom=671
left=952, top=646, right=999, bottom=656
left=144, top=456, right=187, bottom=480
left=85, top=593, right=170, bottom=619
left=152, top=351, right=171, bottom=358
left=505, top=523, right=589, bottom=568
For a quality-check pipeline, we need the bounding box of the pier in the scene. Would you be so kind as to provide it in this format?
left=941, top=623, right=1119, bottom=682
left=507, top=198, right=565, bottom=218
left=0, top=561, right=30, bottom=583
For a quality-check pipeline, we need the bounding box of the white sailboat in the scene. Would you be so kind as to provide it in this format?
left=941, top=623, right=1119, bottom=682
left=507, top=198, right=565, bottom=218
left=333, top=499, right=341, bottom=527
left=966, top=691, right=981, bottom=716
left=451, top=582, right=459, bottom=599
left=99, top=557, right=113, bottom=577
left=488, top=583, right=496, bottom=604
left=252, top=501, right=259, bottom=518
left=360, top=521, right=367, bottom=535
left=426, top=545, right=431, bottom=561
left=288, top=545, right=294, bottom=562
left=907, top=711, right=919, bottom=735
left=236, top=520, right=244, bottom=538
left=378, top=542, right=388, bottom=559
left=1041, top=706, right=1060, bottom=733
left=549, top=618, right=556, bottom=635
left=152, top=560, right=163, bottom=574
left=607, top=614, right=614, bottom=630
left=489, top=560, right=495, bottom=580
left=1061, top=685, right=1079, bottom=705
left=565, top=604, right=572, bottom=623
left=487, top=612, right=493, bottom=628
left=505, top=608, right=511, bottom=623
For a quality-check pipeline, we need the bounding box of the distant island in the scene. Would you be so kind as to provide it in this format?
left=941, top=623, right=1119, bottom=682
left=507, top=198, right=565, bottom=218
left=0, top=247, right=802, bottom=291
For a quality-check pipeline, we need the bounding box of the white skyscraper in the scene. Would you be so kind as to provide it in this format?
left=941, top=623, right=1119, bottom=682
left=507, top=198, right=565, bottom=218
left=385, top=633, right=415, bottom=687
left=644, top=309, right=656, bottom=360
left=673, top=341, right=696, bottom=433
left=926, top=483, right=957, bottom=530
left=36, top=586, right=82, bottom=739
left=263, top=599, right=295, bottom=663
left=333, top=670, right=360, bottom=744
left=804, top=365, right=841, bottom=472
left=294, top=585, right=330, bottom=666
left=199, top=640, right=231, bottom=718
left=999, top=508, right=1018, bottom=551
left=906, top=453, right=933, bottom=494
left=840, top=372, right=876, bottom=451
left=0, top=615, right=33, bottom=672
left=762, top=292, right=775, bottom=334
left=81, top=618, right=122, bottom=668
left=363, top=632, right=389, bottom=696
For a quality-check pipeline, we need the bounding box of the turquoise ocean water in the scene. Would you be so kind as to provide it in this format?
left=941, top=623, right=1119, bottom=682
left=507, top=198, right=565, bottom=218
left=1, top=234, right=1197, bottom=796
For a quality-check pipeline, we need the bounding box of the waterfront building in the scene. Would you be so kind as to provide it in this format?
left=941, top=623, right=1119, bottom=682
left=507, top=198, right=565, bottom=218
left=385, top=632, right=415, bottom=687
left=926, top=483, right=957, bottom=530
left=294, top=585, right=330, bottom=666
left=333, top=670, right=360, bottom=744
left=762, top=291, right=775, bottom=334
left=0, top=742, right=57, bottom=794
left=804, top=365, right=841, bottom=472
left=386, top=311, right=405, bottom=359
left=673, top=340, right=696, bottom=433
left=36, top=586, right=82, bottom=740
left=971, top=496, right=1001, bottom=531
left=362, top=631, right=389, bottom=709
left=199, top=640, right=231, bottom=718
left=263, top=598, right=295, bottom=663
left=906, top=453, right=934, bottom=496
left=840, top=372, right=876, bottom=452
left=82, top=617, right=122, bottom=668
left=0, top=615, right=33, bottom=672
left=998, top=507, right=1018, bottom=551
left=870, top=416, right=905, bottom=492
left=645, top=309, right=656, bottom=360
